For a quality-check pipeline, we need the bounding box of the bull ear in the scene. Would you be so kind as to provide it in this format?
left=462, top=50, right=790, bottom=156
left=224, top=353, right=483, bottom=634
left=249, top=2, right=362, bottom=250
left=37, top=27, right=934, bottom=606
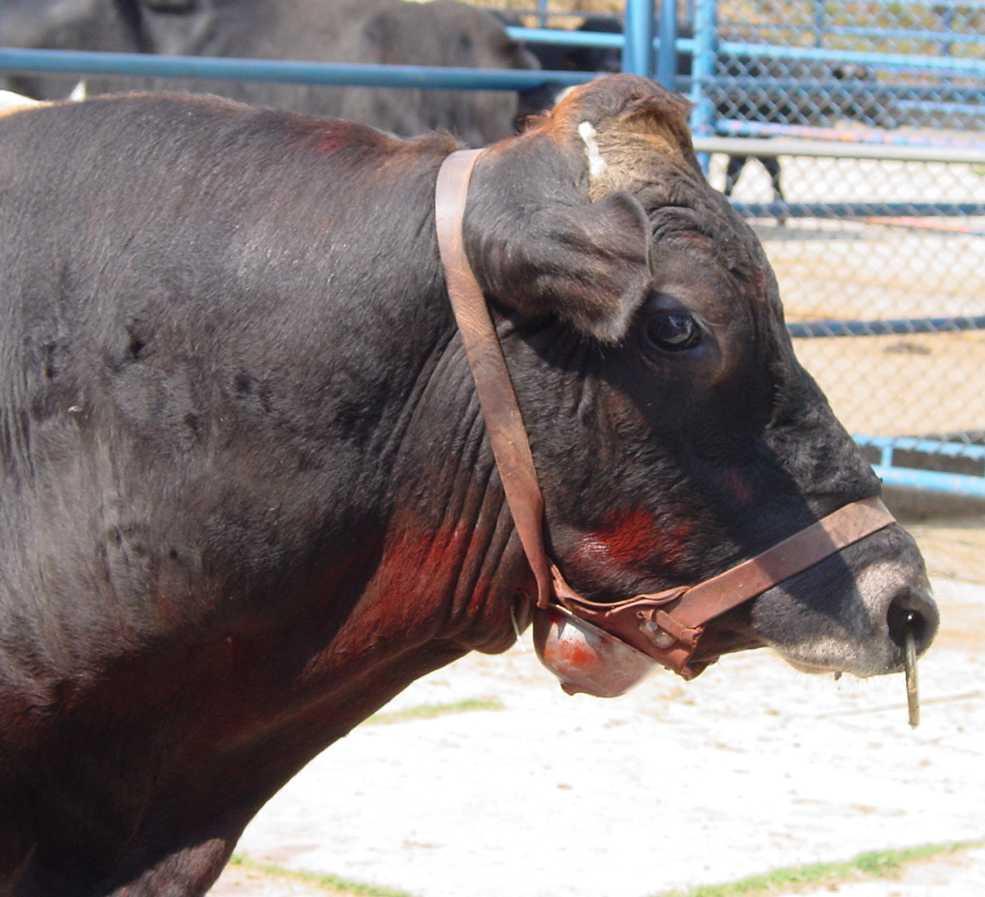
left=463, top=77, right=702, bottom=345
left=464, top=179, right=651, bottom=345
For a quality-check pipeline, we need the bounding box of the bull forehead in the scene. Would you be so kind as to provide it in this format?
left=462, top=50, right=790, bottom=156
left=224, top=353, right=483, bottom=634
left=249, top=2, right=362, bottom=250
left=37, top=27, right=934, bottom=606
left=650, top=202, right=778, bottom=311
left=578, top=119, right=693, bottom=202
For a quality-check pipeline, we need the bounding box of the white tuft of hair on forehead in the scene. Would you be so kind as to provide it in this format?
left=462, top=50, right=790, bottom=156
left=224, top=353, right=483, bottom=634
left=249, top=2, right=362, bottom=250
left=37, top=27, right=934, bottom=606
left=577, top=121, right=607, bottom=179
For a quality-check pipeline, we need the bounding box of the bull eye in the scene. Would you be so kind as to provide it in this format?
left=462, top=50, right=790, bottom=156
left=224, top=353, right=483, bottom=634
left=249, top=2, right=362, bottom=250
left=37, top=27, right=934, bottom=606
left=646, top=310, right=701, bottom=351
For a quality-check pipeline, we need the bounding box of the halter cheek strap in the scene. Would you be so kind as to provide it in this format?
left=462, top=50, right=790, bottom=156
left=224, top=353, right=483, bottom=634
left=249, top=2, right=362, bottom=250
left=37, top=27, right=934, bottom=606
left=434, top=148, right=895, bottom=680
left=435, top=148, right=555, bottom=612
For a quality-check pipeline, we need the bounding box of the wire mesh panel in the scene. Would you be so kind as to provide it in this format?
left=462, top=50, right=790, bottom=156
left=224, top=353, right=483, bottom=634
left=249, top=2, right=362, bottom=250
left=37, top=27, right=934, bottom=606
left=695, top=1, right=985, bottom=494
left=712, top=0, right=984, bottom=132
left=708, top=1, right=984, bottom=134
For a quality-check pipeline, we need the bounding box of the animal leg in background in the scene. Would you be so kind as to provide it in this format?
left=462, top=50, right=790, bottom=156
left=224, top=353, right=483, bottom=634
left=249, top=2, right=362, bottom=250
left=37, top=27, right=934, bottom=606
left=723, top=154, right=787, bottom=226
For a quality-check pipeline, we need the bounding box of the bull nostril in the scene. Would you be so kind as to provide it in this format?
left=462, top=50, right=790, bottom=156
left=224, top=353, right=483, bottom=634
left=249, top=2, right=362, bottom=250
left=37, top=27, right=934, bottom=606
left=886, top=590, right=939, bottom=655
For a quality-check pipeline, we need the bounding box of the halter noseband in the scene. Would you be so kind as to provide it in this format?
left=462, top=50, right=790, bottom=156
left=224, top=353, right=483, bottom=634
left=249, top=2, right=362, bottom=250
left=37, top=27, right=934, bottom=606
left=434, top=148, right=895, bottom=681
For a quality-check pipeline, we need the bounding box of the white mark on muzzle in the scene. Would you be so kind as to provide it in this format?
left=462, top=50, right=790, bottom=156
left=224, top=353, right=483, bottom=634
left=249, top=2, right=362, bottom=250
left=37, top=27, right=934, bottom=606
left=578, top=121, right=607, bottom=178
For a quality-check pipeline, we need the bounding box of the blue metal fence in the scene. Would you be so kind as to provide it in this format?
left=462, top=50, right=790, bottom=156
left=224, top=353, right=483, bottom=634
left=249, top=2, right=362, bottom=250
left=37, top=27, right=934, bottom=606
left=1, top=0, right=982, bottom=498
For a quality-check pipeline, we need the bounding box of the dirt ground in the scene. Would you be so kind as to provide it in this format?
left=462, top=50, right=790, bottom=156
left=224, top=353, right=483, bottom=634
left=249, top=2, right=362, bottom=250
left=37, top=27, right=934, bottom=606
left=210, top=506, right=985, bottom=897
left=794, top=331, right=985, bottom=438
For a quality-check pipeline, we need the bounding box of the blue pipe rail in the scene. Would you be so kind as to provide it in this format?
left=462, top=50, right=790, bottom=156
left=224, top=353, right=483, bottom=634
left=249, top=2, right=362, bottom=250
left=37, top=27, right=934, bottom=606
left=504, top=27, right=625, bottom=50
left=506, top=27, right=700, bottom=61
left=716, top=22, right=985, bottom=45
left=869, top=463, right=985, bottom=498
left=716, top=120, right=985, bottom=148
left=0, top=47, right=593, bottom=91
left=854, top=436, right=985, bottom=498
left=856, top=436, right=985, bottom=461
left=705, top=80, right=985, bottom=103
left=657, top=0, right=678, bottom=91
left=717, top=40, right=985, bottom=77
left=4, top=41, right=976, bottom=99
left=623, top=0, right=655, bottom=77
left=896, top=101, right=984, bottom=119
left=691, top=0, right=718, bottom=175
left=787, top=317, right=985, bottom=338
left=732, top=202, right=985, bottom=219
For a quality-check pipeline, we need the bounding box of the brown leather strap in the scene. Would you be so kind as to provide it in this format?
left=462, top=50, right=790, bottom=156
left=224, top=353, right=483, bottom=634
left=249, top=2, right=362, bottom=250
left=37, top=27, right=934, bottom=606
left=675, top=495, right=894, bottom=626
left=551, top=496, right=895, bottom=676
left=434, top=147, right=897, bottom=678
left=435, top=149, right=555, bottom=609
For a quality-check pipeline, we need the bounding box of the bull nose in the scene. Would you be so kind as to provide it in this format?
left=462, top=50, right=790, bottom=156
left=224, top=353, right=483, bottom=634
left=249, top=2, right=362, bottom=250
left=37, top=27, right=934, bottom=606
left=886, top=588, right=939, bottom=656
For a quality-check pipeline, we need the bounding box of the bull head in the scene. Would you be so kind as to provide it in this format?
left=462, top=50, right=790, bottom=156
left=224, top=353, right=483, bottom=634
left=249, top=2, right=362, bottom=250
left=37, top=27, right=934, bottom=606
left=461, top=76, right=937, bottom=680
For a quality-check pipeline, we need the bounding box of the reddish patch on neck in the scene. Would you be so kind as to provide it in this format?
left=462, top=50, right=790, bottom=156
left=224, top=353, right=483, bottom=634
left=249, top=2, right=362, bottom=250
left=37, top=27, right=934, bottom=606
left=359, top=510, right=510, bottom=632
left=311, top=121, right=368, bottom=156
left=371, top=516, right=468, bottom=607
left=577, top=508, right=693, bottom=571
left=315, top=128, right=351, bottom=155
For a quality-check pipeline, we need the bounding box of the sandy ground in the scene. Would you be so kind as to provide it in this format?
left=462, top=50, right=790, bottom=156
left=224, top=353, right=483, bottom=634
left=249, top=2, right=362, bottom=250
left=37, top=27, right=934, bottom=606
left=212, top=524, right=985, bottom=897
left=794, top=331, right=985, bottom=438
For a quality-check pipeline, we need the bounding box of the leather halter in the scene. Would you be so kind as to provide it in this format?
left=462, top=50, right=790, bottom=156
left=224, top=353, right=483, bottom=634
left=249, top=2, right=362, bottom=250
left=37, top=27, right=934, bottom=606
left=434, top=148, right=896, bottom=679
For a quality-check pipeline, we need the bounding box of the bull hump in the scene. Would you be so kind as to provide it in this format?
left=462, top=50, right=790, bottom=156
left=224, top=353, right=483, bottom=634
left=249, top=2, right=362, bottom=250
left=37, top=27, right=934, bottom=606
left=0, top=90, right=47, bottom=119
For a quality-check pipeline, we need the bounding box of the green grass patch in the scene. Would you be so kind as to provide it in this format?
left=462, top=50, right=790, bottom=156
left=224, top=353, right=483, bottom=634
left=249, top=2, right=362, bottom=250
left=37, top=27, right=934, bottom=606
left=229, top=854, right=418, bottom=897
left=365, top=696, right=504, bottom=726
left=651, top=839, right=985, bottom=897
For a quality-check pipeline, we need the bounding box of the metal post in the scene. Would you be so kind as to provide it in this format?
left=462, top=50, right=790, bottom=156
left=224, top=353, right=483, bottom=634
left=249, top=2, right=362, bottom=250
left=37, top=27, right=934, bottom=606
left=940, top=7, right=954, bottom=58
left=623, top=0, right=655, bottom=78
left=813, top=1, right=827, bottom=48
left=657, top=0, right=679, bottom=91
left=691, top=0, right=718, bottom=173
left=685, top=0, right=696, bottom=31
left=537, top=0, right=549, bottom=29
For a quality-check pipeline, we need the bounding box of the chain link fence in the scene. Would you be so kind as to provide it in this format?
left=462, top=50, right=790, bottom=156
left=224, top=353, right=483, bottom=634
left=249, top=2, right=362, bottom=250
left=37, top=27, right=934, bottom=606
left=708, top=0, right=983, bottom=133
left=472, top=0, right=985, bottom=496
left=704, top=1, right=984, bottom=495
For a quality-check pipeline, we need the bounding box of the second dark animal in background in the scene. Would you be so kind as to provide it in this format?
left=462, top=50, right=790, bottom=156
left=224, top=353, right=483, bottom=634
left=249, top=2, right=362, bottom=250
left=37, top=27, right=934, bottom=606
left=0, top=0, right=537, bottom=147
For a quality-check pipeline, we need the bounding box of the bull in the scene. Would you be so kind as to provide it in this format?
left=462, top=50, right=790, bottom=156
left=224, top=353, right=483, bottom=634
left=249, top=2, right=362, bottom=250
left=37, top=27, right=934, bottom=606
left=0, top=0, right=536, bottom=146
left=0, top=76, right=936, bottom=896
